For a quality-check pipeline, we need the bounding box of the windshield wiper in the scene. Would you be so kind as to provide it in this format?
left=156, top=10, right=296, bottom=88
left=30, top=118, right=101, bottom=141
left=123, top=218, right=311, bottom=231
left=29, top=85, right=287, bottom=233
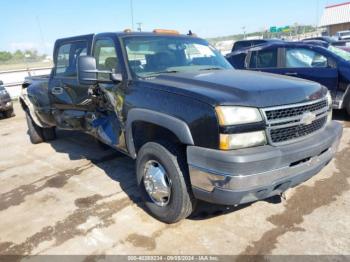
left=199, top=67, right=223, bottom=71
left=144, top=70, right=180, bottom=78
left=154, top=70, right=180, bottom=74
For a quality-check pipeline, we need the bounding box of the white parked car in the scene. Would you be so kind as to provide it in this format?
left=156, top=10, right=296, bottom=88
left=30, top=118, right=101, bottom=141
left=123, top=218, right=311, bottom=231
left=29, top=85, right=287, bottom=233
left=335, top=30, right=350, bottom=40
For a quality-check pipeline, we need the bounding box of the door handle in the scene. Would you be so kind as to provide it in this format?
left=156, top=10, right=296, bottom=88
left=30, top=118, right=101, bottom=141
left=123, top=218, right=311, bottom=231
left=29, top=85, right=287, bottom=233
left=51, top=86, right=64, bottom=95
left=285, top=72, right=298, bottom=76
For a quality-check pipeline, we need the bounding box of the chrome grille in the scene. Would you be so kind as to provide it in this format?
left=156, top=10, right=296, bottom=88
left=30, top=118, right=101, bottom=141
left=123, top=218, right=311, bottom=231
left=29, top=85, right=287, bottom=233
left=262, top=98, right=330, bottom=146
left=265, top=100, right=327, bottom=121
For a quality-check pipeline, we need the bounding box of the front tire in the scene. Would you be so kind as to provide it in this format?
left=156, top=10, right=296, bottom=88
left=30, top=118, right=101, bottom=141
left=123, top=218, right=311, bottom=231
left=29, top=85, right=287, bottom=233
left=136, top=141, right=196, bottom=223
left=25, top=112, right=56, bottom=144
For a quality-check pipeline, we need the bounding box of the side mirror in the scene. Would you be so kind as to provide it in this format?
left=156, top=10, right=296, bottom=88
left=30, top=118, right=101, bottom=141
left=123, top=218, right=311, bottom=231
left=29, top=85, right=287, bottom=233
left=77, top=56, right=98, bottom=86
left=0, top=80, right=3, bottom=86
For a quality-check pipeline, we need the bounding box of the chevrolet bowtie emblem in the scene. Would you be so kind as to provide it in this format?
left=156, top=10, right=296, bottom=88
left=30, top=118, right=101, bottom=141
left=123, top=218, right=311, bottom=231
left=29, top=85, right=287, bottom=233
left=300, top=112, right=316, bottom=125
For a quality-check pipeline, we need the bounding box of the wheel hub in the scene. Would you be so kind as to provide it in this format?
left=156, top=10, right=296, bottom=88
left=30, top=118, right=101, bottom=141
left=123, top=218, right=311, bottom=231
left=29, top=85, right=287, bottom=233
left=143, top=160, right=171, bottom=207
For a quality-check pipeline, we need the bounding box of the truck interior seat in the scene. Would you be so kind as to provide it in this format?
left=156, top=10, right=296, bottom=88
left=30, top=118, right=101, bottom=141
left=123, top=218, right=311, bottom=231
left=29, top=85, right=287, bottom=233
left=145, top=52, right=175, bottom=71
left=105, top=57, right=119, bottom=72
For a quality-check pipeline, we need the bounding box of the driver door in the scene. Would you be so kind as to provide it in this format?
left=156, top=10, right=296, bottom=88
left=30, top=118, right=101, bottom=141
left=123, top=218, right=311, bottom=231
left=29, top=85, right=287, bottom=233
left=49, top=36, right=94, bottom=129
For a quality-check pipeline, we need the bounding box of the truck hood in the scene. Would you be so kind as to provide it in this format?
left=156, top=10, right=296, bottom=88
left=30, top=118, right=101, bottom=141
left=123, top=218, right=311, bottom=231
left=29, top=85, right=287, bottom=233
left=143, top=69, right=327, bottom=108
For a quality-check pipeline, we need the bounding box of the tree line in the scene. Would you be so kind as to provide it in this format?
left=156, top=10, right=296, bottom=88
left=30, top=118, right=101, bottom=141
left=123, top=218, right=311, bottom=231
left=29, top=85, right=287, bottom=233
left=208, top=25, right=318, bottom=44
left=0, top=50, right=48, bottom=63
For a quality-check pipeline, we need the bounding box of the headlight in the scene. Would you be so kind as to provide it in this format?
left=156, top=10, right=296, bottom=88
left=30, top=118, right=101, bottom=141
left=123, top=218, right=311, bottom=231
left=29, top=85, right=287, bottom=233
left=326, top=91, right=332, bottom=108
left=220, top=131, right=267, bottom=150
left=215, top=106, right=263, bottom=125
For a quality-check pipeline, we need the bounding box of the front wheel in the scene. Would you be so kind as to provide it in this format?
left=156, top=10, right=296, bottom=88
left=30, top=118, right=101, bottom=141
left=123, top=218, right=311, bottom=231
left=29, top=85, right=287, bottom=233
left=136, top=141, right=196, bottom=223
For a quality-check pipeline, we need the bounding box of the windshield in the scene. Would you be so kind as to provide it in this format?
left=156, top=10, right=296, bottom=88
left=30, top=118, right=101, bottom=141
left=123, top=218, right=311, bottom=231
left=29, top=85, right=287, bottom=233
left=123, top=36, right=232, bottom=78
left=328, top=45, right=350, bottom=61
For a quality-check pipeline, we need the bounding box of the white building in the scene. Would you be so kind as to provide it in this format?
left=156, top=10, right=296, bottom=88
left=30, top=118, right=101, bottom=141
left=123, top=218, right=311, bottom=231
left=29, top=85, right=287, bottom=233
left=319, top=2, right=350, bottom=35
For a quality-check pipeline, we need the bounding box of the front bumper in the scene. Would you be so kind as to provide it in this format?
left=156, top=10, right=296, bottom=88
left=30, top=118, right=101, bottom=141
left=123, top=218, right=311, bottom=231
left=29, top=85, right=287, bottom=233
left=187, top=121, right=343, bottom=206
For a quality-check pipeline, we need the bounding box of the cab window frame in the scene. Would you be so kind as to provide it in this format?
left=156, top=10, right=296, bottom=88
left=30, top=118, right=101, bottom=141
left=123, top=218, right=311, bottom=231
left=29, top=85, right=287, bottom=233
left=54, top=40, right=88, bottom=78
left=93, top=36, right=122, bottom=82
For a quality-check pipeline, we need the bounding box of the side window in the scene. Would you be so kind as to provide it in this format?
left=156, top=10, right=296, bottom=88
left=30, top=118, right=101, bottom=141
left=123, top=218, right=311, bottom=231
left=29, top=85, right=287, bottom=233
left=93, top=38, right=120, bottom=81
left=249, top=49, right=277, bottom=69
left=233, top=42, right=251, bottom=52
left=55, top=41, right=87, bottom=77
left=286, top=48, right=328, bottom=68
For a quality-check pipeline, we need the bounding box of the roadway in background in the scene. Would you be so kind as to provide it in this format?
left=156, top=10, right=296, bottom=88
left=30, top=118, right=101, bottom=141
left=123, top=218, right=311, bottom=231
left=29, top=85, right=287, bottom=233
left=0, top=67, right=52, bottom=98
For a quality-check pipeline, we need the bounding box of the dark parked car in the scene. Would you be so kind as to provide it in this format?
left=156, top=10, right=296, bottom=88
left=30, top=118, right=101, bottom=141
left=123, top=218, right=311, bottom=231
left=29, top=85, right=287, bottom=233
left=230, top=39, right=282, bottom=53
left=0, top=81, right=14, bottom=118
left=303, top=36, right=350, bottom=48
left=20, top=31, right=342, bottom=223
left=226, top=41, right=350, bottom=114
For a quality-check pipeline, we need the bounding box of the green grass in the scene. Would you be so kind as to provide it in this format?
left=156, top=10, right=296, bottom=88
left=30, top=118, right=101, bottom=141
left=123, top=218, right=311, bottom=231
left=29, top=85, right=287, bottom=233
left=0, top=61, right=53, bottom=72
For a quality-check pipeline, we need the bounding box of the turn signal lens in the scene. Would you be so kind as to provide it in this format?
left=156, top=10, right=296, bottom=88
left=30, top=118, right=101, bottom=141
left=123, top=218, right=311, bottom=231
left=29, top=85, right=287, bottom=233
left=220, top=131, right=267, bottom=150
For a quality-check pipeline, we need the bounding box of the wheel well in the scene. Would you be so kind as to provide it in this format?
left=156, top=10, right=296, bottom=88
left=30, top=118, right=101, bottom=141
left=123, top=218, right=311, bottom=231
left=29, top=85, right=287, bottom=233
left=132, top=121, right=182, bottom=153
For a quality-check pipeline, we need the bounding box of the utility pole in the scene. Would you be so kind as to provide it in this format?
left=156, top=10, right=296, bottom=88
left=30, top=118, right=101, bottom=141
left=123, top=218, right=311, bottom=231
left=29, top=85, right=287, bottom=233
left=130, top=0, right=135, bottom=30
left=316, top=0, right=320, bottom=30
left=137, top=22, right=143, bottom=32
left=242, top=26, right=246, bottom=40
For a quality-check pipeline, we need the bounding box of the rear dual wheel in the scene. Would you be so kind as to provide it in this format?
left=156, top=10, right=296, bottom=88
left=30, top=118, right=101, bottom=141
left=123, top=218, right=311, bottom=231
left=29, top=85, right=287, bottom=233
left=136, top=141, right=196, bottom=223
left=25, top=112, right=56, bottom=144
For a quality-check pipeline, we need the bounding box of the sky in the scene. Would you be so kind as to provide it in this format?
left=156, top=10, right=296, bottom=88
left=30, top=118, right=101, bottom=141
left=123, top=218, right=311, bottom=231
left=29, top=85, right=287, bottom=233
left=0, top=0, right=344, bottom=54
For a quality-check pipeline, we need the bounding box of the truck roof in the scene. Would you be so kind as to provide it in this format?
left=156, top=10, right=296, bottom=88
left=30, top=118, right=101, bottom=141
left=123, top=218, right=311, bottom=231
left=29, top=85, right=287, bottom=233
left=55, top=31, right=198, bottom=43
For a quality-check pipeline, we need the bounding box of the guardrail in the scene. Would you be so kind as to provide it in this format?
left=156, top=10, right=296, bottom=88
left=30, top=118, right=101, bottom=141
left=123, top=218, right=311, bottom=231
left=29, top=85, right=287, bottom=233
left=0, top=67, right=52, bottom=98
left=0, top=66, right=52, bottom=74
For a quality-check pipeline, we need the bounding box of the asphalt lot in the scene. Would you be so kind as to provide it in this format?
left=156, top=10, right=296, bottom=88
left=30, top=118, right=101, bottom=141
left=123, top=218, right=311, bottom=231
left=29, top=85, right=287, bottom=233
left=0, top=101, right=350, bottom=257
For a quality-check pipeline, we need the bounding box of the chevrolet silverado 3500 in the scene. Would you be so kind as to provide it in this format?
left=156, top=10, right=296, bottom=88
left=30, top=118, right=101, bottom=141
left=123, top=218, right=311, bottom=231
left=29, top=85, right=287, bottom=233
left=20, top=30, right=342, bottom=223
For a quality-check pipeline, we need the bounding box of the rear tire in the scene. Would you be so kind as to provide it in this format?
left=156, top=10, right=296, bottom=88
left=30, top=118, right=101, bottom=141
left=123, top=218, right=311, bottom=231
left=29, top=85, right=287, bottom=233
left=136, top=141, right=196, bottom=223
left=25, top=112, right=56, bottom=144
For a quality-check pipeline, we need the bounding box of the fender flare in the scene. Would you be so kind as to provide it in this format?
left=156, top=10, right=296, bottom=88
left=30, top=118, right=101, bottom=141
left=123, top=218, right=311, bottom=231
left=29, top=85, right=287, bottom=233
left=125, top=108, right=194, bottom=159
left=19, top=95, right=45, bottom=128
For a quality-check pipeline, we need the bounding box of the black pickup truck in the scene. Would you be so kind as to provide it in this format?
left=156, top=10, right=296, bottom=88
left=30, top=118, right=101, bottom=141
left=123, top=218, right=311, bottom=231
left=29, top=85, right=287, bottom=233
left=20, top=30, right=342, bottom=223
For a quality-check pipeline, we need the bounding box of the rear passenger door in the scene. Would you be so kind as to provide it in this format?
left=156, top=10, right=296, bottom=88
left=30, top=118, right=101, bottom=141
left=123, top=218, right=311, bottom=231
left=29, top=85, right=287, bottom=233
left=247, top=47, right=284, bottom=74
left=278, top=47, right=338, bottom=92
left=49, top=35, right=93, bottom=110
